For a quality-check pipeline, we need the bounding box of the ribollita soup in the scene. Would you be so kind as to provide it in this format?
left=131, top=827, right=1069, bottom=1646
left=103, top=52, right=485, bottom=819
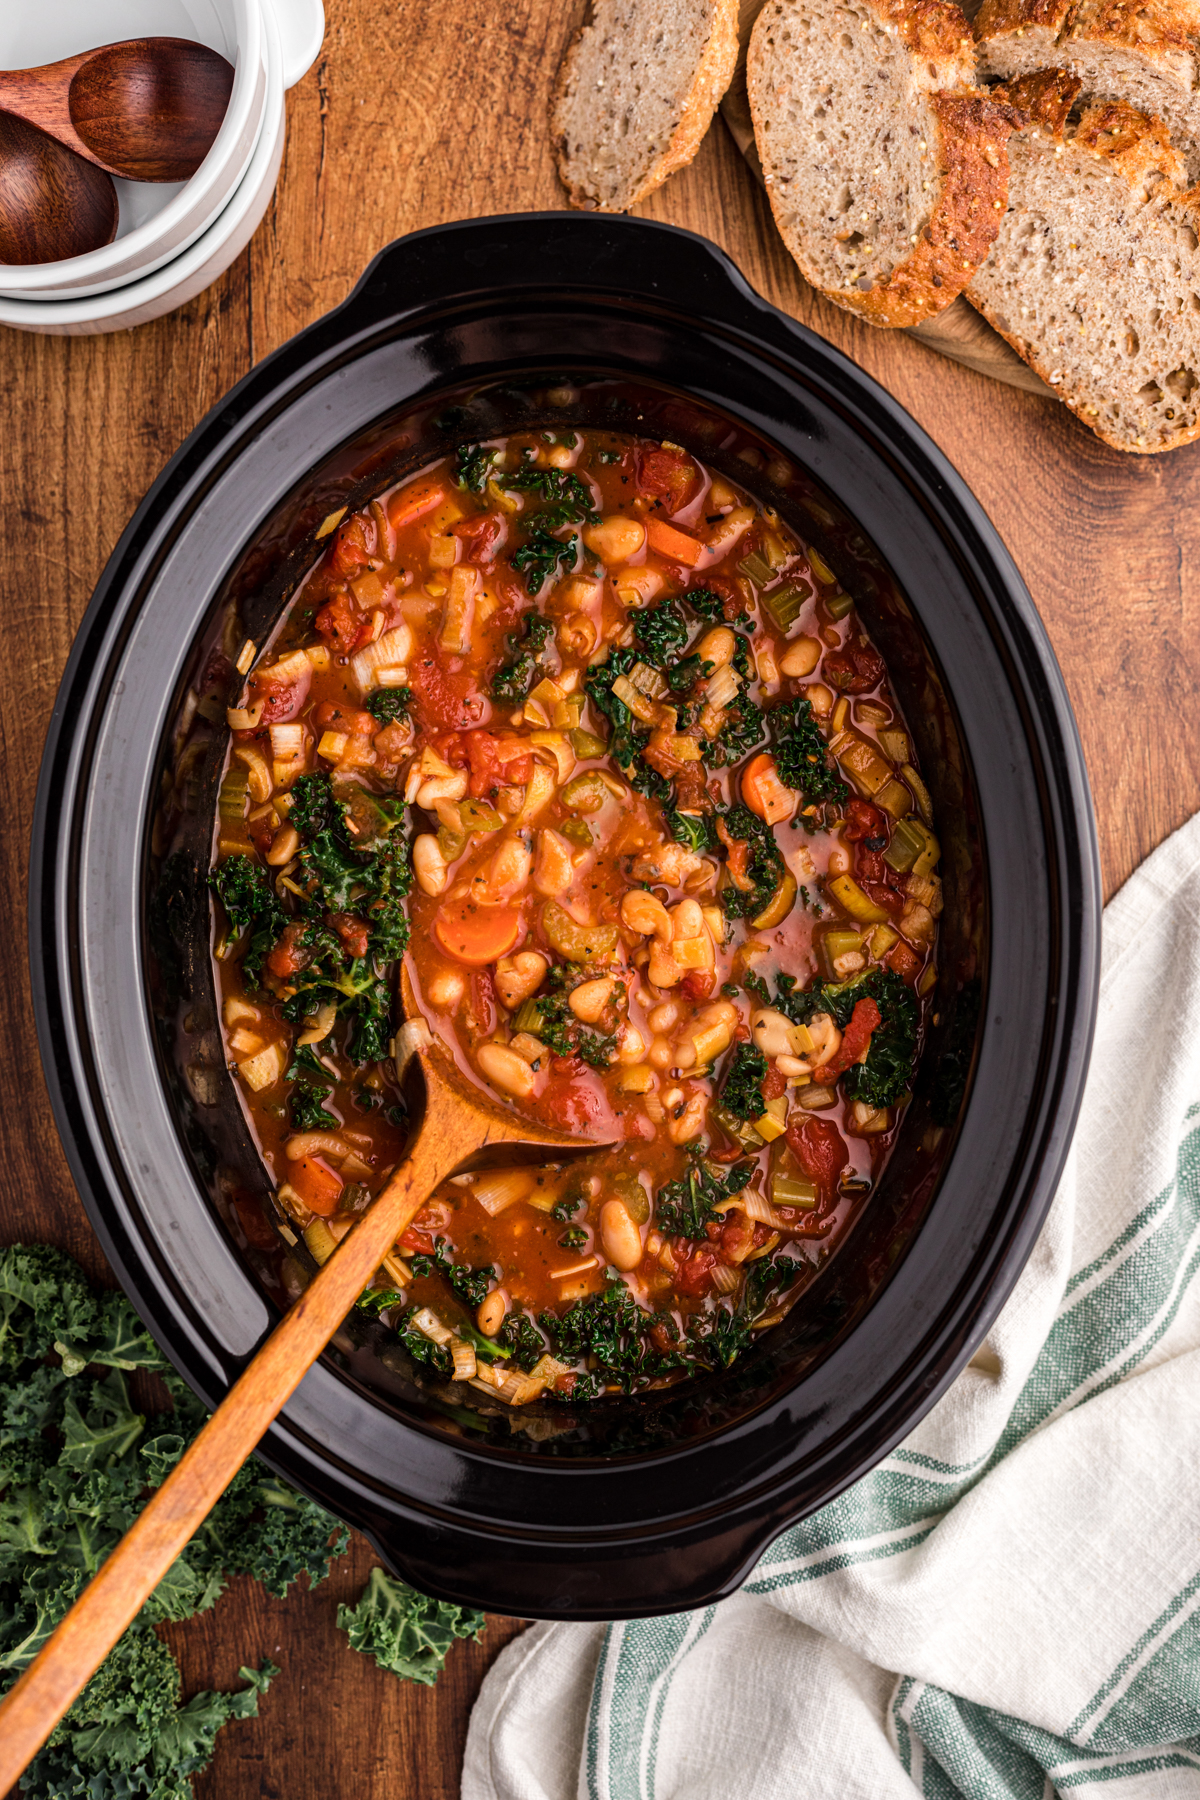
left=209, top=428, right=941, bottom=1409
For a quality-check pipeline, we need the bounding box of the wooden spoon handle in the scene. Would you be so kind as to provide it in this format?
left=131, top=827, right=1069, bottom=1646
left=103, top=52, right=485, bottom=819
left=0, top=1135, right=441, bottom=1792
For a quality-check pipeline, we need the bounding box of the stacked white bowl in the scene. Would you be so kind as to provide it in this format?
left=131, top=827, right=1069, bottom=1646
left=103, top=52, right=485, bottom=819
left=0, top=0, right=323, bottom=334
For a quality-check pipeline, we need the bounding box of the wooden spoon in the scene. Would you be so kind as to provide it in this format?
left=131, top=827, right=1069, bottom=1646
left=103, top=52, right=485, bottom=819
left=0, top=111, right=117, bottom=265
left=0, top=1029, right=606, bottom=1790
left=0, top=38, right=235, bottom=184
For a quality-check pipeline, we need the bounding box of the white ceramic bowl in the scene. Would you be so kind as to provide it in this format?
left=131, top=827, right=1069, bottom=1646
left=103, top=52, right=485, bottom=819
left=0, top=0, right=266, bottom=298
left=0, top=0, right=288, bottom=335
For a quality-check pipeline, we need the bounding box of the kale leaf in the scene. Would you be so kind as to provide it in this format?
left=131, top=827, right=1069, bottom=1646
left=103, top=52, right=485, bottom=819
left=409, top=1239, right=496, bottom=1310
left=684, top=586, right=727, bottom=622
left=498, top=1310, right=548, bottom=1370
left=775, top=968, right=919, bottom=1107
left=584, top=650, right=671, bottom=802
left=720, top=1043, right=768, bottom=1122
left=655, top=1147, right=752, bottom=1241
left=540, top=1280, right=683, bottom=1396
left=491, top=611, right=554, bottom=702
left=365, top=687, right=412, bottom=725
left=716, top=803, right=787, bottom=921
left=502, top=465, right=598, bottom=524
left=632, top=601, right=689, bottom=667
left=209, top=857, right=287, bottom=984
left=665, top=809, right=718, bottom=854
left=771, top=696, right=849, bottom=806
left=336, top=1568, right=484, bottom=1687
left=510, top=526, right=579, bottom=596
left=453, top=442, right=498, bottom=493
left=709, top=691, right=766, bottom=767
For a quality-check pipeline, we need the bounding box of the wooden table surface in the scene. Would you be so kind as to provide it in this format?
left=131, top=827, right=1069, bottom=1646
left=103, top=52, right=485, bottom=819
left=3, top=1, right=1199, bottom=1793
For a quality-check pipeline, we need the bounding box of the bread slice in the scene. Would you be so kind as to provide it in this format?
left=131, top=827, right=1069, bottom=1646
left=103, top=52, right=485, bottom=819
left=551, top=0, right=740, bottom=212
left=976, top=0, right=1200, bottom=175
left=747, top=0, right=1021, bottom=327
left=967, top=71, right=1200, bottom=451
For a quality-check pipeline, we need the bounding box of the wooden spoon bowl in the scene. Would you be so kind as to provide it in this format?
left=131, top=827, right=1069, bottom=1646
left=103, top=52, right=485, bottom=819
left=0, top=110, right=117, bottom=265
left=0, top=1029, right=608, bottom=1791
left=0, top=38, right=235, bottom=184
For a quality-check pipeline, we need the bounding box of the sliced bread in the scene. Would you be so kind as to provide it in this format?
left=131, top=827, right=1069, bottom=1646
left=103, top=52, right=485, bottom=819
left=747, top=0, right=1021, bottom=327
left=551, top=0, right=740, bottom=212
left=967, top=71, right=1200, bottom=450
left=975, top=0, right=1200, bottom=175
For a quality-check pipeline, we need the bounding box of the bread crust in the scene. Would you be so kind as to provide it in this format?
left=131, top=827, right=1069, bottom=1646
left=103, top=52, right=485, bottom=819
left=976, top=0, right=1196, bottom=91
left=551, top=0, right=740, bottom=212
left=968, top=93, right=1200, bottom=452
left=748, top=0, right=1021, bottom=328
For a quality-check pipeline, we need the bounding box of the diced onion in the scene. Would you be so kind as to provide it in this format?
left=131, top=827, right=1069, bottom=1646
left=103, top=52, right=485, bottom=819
left=711, top=1262, right=740, bottom=1295
left=611, top=675, right=659, bottom=722
left=450, top=1339, right=477, bottom=1381
left=471, top=1167, right=536, bottom=1216
left=350, top=624, right=413, bottom=693
left=704, top=664, right=741, bottom=711
left=237, top=1041, right=285, bottom=1091
left=269, top=722, right=305, bottom=763
left=226, top=701, right=264, bottom=731
left=737, top=1189, right=787, bottom=1228
left=411, top=1307, right=453, bottom=1346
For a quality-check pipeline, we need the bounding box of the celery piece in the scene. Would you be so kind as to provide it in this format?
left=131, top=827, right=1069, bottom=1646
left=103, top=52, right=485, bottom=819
left=459, top=798, right=504, bottom=832
left=825, top=590, right=855, bottom=620
left=561, top=817, right=593, bottom=847
left=562, top=770, right=608, bottom=811
left=883, top=816, right=926, bottom=873
left=771, top=1173, right=819, bottom=1209
left=218, top=763, right=250, bottom=821
left=738, top=549, right=774, bottom=587
left=911, top=829, right=941, bottom=879
left=568, top=728, right=607, bottom=761
left=762, top=582, right=806, bottom=630
left=714, top=1104, right=764, bottom=1151
left=436, top=826, right=469, bottom=861
left=817, top=928, right=862, bottom=981
left=877, top=727, right=910, bottom=765
left=512, top=999, right=546, bottom=1035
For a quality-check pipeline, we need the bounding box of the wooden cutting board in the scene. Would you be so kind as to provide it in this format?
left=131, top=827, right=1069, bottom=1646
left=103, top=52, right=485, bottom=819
left=721, top=0, right=1053, bottom=398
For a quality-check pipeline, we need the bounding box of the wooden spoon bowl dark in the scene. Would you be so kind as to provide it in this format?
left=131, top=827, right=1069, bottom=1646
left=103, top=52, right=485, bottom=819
left=0, top=38, right=235, bottom=184
left=0, top=110, right=117, bottom=265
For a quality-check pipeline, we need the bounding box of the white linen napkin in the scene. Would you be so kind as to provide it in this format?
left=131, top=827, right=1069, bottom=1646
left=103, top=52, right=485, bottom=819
left=463, top=810, right=1200, bottom=1800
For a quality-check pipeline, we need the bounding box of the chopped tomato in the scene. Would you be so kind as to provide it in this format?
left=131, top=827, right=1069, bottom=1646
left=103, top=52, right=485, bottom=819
left=373, top=721, right=410, bottom=760
left=823, top=639, right=886, bottom=694
left=388, top=480, right=446, bottom=530
left=684, top=576, right=748, bottom=622
left=887, top=940, right=923, bottom=983
left=843, top=799, right=887, bottom=843
left=330, top=913, right=370, bottom=959
left=674, top=1244, right=718, bottom=1296
left=408, top=651, right=487, bottom=732
left=717, top=817, right=754, bottom=891
left=716, top=1212, right=755, bottom=1265
left=328, top=514, right=374, bottom=578
left=762, top=1065, right=788, bottom=1101
left=250, top=674, right=310, bottom=723
left=454, top=511, right=506, bottom=562
left=741, top=752, right=796, bottom=825
left=645, top=518, right=703, bottom=566
left=861, top=881, right=905, bottom=919
left=635, top=445, right=700, bottom=511
left=290, top=1155, right=344, bottom=1218
left=458, top=729, right=534, bottom=797
left=434, top=902, right=522, bottom=966
left=315, top=589, right=370, bottom=655
left=314, top=701, right=378, bottom=737
left=679, top=971, right=715, bottom=1002
left=266, top=922, right=310, bottom=980
left=786, top=1115, right=849, bottom=1203
left=813, top=998, right=881, bottom=1086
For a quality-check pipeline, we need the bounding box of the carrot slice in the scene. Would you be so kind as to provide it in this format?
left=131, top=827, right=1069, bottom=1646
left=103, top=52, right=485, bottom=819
left=388, top=480, right=446, bottom=529
left=645, top=518, right=703, bottom=566
left=886, top=940, right=923, bottom=983
left=741, top=752, right=796, bottom=826
left=434, top=902, right=522, bottom=966
left=290, top=1155, right=344, bottom=1217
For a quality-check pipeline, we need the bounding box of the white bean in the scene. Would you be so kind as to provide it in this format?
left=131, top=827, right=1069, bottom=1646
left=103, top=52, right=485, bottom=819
left=583, top=515, right=646, bottom=563
left=620, top=889, right=672, bottom=938
left=751, top=1007, right=798, bottom=1060
left=426, top=968, right=465, bottom=1009
left=413, top=833, right=448, bottom=896
left=476, top=1042, right=537, bottom=1098
left=477, top=1289, right=508, bottom=1336
left=265, top=824, right=300, bottom=866
left=534, top=828, right=574, bottom=897
left=647, top=1000, right=679, bottom=1034
left=780, top=636, right=822, bottom=677
left=599, top=1199, right=643, bottom=1271
left=417, top=771, right=469, bottom=807
left=494, top=951, right=548, bottom=1010
left=667, top=1090, right=708, bottom=1145
left=694, top=627, right=736, bottom=668
left=488, top=834, right=533, bottom=897
left=569, top=978, right=615, bottom=1024
left=669, top=898, right=704, bottom=941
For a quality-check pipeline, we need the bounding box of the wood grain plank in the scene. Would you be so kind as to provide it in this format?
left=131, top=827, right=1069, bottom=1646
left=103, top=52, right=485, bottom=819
left=3, top=0, right=1200, bottom=1793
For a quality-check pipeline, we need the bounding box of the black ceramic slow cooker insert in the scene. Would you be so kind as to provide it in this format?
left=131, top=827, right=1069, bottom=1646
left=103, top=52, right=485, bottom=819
left=30, top=213, right=1100, bottom=1619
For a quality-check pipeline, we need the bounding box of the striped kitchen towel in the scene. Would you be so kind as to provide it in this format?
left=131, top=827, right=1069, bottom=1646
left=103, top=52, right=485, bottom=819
left=462, top=809, right=1200, bottom=1800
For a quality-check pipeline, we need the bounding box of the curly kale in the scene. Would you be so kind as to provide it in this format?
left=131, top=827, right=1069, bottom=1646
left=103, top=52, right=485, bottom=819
left=655, top=1146, right=752, bottom=1241
left=710, top=691, right=766, bottom=768
left=632, top=600, right=689, bottom=667
left=503, top=464, right=599, bottom=525
left=337, top=1568, right=484, bottom=1687
left=365, top=687, right=412, bottom=725
left=684, top=586, right=727, bottom=622
left=522, top=983, right=616, bottom=1070
left=665, top=809, right=718, bottom=854
left=286, top=770, right=340, bottom=838
left=210, top=856, right=287, bottom=985
left=510, top=526, right=579, bottom=596
left=775, top=967, right=919, bottom=1107
left=717, top=803, right=787, bottom=921
left=541, top=1280, right=683, bottom=1396
left=409, top=1239, right=496, bottom=1311
left=395, top=1309, right=453, bottom=1377
left=498, top=1310, right=548, bottom=1370
left=771, top=695, right=849, bottom=806
left=453, top=442, right=498, bottom=493
left=720, top=1043, right=768, bottom=1122
left=288, top=1081, right=338, bottom=1131
left=584, top=649, right=671, bottom=802
left=491, top=611, right=554, bottom=702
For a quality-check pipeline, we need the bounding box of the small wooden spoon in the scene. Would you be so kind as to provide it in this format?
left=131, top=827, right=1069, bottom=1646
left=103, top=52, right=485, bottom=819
left=0, top=1031, right=606, bottom=1790
left=0, top=111, right=117, bottom=265
left=0, top=38, right=235, bottom=184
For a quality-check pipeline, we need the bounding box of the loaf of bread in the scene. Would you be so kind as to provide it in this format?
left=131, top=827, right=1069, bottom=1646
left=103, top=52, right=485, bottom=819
left=747, top=0, right=1020, bottom=327
left=968, top=71, right=1200, bottom=451
left=976, top=0, right=1200, bottom=174
left=551, top=0, right=740, bottom=212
